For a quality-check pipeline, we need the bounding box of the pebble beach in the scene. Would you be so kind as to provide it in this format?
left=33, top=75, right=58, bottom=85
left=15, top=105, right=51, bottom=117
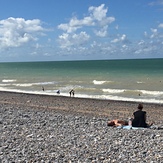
left=0, top=91, right=163, bottom=163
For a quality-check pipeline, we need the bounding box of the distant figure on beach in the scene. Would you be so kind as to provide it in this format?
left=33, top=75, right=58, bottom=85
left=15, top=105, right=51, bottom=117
left=69, top=89, right=75, bottom=97
left=132, top=103, right=152, bottom=128
left=42, top=86, right=44, bottom=91
left=56, top=90, right=60, bottom=94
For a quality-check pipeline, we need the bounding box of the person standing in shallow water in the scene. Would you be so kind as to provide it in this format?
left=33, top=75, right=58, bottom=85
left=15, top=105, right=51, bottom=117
left=132, top=104, right=148, bottom=128
left=69, top=89, right=75, bottom=97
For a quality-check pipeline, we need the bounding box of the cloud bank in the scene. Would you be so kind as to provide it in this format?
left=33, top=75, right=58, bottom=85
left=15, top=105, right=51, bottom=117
left=58, top=4, right=115, bottom=49
left=0, top=3, right=163, bottom=61
left=57, top=4, right=163, bottom=59
left=0, top=17, right=45, bottom=48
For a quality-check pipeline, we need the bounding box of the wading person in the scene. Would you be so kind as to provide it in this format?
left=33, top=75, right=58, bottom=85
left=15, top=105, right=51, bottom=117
left=69, top=89, right=75, bottom=97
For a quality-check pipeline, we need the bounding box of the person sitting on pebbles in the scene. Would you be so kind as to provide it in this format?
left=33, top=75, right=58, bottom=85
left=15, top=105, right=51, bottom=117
left=107, top=104, right=153, bottom=128
left=132, top=103, right=153, bottom=128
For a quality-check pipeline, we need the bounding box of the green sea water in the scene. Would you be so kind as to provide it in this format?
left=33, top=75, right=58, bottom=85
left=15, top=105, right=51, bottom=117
left=0, top=58, right=163, bottom=103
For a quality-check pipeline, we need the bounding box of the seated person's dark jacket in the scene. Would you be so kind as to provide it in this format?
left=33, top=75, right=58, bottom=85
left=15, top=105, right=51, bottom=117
left=132, top=110, right=147, bottom=128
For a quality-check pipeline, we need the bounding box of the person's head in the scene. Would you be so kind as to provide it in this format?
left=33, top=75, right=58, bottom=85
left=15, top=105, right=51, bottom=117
left=138, top=103, right=143, bottom=110
left=107, top=121, right=115, bottom=126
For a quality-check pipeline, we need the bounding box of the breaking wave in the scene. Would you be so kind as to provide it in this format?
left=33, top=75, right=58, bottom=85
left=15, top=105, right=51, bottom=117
left=2, top=79, right=17, bottom=83
left=93, top=80, right=113, bottom=85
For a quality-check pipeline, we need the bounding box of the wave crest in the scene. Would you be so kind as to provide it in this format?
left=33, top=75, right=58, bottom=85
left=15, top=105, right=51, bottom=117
left=2, top=79, right=16, bottom=83
left=103, top=88, right=125, bottom=93
left=93, top=80, right=113, bottom=85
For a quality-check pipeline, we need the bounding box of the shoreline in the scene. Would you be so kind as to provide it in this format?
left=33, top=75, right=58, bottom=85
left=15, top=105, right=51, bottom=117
left=0, top=90, right=163, bottom=124
left=1, top=88, right=163, bottom=105
left=1, top=90, right=163, bottom=105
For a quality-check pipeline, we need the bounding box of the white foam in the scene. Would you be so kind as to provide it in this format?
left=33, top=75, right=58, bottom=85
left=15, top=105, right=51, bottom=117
left=93, top=80, right=106, bottom=85
left=0, top=87, right=56, bottom=96
left=102, top=88, right=125, bottom=94
left=93, top=80, right=113, bottom=85
left=33, top=81, right=57, bottom=85
left=141, top=90, right=163, bottom=96
left=0, top=83, right=10, bottom=86
left=2, top=79, right=17, bottom=83
left=13, top=83, right=33, bottom=87
left=56, top=85, right=84, bottom=92
left=0, top=87, right=163, bottom=104
left=12, top=81, right=57, bottom=87
left=102, top=88, right=163, bottom=96
left=73, top=94, right=163, bottom=104
left=137, top=81, right=145, bottom=84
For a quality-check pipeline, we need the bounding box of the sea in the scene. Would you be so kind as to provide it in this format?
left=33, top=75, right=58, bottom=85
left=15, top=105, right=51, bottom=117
left=0, top=58, right=163, bottom=104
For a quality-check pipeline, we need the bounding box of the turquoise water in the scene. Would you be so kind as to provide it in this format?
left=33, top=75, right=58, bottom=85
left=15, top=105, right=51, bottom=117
left=0, top=59, right=163, bottom=104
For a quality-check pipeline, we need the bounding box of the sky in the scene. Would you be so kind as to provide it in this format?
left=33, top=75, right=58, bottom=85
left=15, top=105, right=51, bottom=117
left=0, top=0, right=163, bottom=62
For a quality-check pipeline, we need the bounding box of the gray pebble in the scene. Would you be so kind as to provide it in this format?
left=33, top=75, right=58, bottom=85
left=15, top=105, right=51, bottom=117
left=0, top=104, right=163, bottom=162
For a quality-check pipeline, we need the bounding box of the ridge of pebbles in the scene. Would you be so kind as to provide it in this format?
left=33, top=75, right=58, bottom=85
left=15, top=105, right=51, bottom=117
left=1, top=104, right=163, bottom=163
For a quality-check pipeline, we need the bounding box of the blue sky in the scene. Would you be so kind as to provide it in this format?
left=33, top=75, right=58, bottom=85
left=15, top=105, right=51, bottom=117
left=0, top=0, right=163, bottom=62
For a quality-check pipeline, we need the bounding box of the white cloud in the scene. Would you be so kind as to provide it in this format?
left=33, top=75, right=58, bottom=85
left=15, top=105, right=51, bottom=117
left=144, top=31, right=148, bottom=37
left=89, top=4, right=107, bottom=21
left=122, top=45, right=128, bottom=48
left=111, top=34, right=128, bottom=43
left=94, top=25, right=108, bottom=37
left=1, top=3, right=162, bottom=61
left=88, top=4, right=108, bottom=21
left=150, top=28, right=158, bottom=38
left=58, top=22, right=81, bottom=34
left=58, top=16, right=95, bottom=33
left=149, top=0, right=163, bottom=6
left=58, top=4, right=115, bottom=48
left=58, top=4, right=115, bottom=34
left=111, top=38, right=119, bottom=43
left=121, top=34, right=127, bottom=41
left=158, top=23, right=163, bottom=28
left=58, top=32, right=90, bottom=48
left=115, top=25, right=119, bottom=30
left=70, top=16, right=95, bottom=27
left=138, top=40, right=145, bottom=45
left=88, top=4, right=115, bottom=25
left=0, top=17, right=45, bottom=48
